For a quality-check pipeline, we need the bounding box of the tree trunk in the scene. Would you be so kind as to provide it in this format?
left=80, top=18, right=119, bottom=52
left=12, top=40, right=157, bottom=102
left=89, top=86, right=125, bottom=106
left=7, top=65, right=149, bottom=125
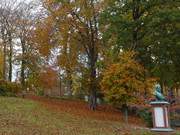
left=122, top=104, right=128, bottom=124
left=66, top=70, right=72, bottom=96
left=132, top=0, right=141, bottom=50
left=66, top=79, right=72, bottom=96
left=89, top=51, right=97, bottom=110
left=89, top=89, right=97, bottom=111
left=21, top=39, right=26, bottom=89
left=3, top=43, right=7, bottom=80
left=89, top=64, right=97, bottom=110
left=8, top=32, right=12, bottom=82
left=59, top=77, right=62, bottom=97
left=1, top=28, right=7, bottom=80
left=160, top=81, right=164, bottom=94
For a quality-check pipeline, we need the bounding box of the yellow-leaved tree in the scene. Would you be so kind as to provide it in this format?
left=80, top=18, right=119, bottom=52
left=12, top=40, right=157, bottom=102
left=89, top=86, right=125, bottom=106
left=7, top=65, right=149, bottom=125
left=34, top=0, right=106, bottom=110
left=101, top=51, right=156, bottom=123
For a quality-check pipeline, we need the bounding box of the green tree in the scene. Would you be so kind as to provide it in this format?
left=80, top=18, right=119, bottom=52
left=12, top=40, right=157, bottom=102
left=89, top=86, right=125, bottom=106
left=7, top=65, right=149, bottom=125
left=101, top=0, right=180, bottom=93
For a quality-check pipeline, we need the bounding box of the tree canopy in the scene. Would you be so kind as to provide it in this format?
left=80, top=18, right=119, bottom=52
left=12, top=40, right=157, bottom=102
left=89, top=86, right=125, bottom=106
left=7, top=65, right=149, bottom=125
left=0, top=0, right=179, bottom=109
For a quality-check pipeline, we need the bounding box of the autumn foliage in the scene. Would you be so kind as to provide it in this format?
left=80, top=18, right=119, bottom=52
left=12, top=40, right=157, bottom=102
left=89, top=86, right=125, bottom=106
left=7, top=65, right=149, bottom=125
left=39, top=67, right=58, bottom=89
left=101, top=51, right=156, bottom=107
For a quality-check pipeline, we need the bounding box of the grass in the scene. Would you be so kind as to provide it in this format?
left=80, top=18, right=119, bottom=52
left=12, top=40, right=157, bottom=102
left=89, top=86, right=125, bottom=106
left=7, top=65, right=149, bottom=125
left=0, top=97, right=179, bottom=135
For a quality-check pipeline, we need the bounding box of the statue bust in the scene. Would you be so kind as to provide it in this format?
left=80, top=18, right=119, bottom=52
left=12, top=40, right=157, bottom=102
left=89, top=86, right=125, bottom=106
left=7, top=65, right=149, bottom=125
left=154, top=84, right=166, bottom=101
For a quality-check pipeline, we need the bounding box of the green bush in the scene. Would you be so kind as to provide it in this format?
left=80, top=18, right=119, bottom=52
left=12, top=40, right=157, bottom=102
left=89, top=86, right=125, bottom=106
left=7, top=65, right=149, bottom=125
left=137, top=108, right=153, bottom=127
left=0, top=87, right=6, bottom=96
left=0, top=80, right=21, bottom=96
left=35, top=88, right=44, bottom=96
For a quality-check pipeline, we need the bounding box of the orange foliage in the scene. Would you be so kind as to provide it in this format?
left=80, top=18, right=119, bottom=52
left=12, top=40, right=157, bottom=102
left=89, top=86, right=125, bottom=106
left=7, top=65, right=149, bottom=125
left=39, top=67, right=58, bottom=89
left=33, top=17, right=54, bottom=56
left=26, top=95, right=144, bottom=126
left=101, top=51, right=157, bottom=106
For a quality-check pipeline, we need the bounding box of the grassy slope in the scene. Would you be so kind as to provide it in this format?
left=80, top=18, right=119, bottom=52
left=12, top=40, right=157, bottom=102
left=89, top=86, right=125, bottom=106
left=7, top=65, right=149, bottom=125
left=0, top=97, right=179, bottom=135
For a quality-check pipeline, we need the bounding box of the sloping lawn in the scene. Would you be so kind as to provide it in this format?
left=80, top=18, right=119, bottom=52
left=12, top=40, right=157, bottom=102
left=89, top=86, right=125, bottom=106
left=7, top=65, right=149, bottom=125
left=0, top=97, right=179, bottom=135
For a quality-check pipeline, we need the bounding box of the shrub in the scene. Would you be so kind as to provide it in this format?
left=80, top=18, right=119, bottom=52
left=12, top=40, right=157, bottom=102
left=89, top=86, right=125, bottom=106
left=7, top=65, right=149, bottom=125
left=170, top=108, right=180, bottom=127
left=137, top=108, right=153, bottom=127
left=0, top=87, right=6, bottom=96
left=35, top=88, right=44, bottom=96
left=0, top=80, right=21, bottom=96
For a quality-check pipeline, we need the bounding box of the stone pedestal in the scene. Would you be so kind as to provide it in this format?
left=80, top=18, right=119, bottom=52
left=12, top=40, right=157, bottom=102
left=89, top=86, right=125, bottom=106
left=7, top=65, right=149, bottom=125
left=150, top=101, right=173, bottom=132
